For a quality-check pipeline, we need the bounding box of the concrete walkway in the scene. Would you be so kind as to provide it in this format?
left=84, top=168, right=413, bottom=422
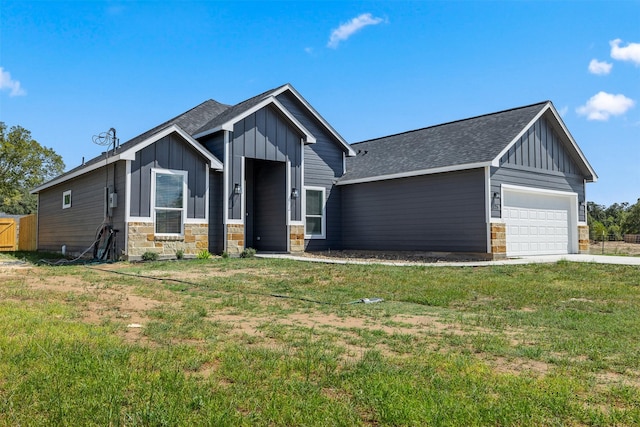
left=256, top=253, right=640, bottom=267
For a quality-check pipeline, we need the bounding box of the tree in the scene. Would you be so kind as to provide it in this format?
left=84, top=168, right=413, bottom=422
left=622, top=199, right=640, bottom=234
left=0, top=122, right=65, bottom=215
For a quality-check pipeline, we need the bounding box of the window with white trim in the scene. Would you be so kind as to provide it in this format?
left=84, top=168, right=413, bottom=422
left=305, top=187, right=325, bottom=239
left=62, top=190, right=72, bottom=209
left=152, top=169, right=187, bottom=235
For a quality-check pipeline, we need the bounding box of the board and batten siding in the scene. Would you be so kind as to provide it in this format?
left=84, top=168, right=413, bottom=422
left=129, top=133, right=209, bottom=219
left=492, top=116, right=586, bottom=222
left=341, top=169, right=487, bottom=252
left=276, top=91, right=346, bottom=251
left=38, top=162, right=126, bottom=254
left=228, top=104, right=303, bottom=221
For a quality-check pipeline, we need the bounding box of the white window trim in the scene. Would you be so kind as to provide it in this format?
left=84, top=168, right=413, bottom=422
left=304, top=186, right=326, bottom=239
left=151, top=168, right=188, bottom=237
left=62, top=190, right=72, bottom=209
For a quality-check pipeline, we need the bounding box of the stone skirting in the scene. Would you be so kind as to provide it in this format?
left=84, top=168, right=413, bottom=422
left=127, top=222, right=208, bottom=259
left=578, top=225, right=590, bottom=254
left=226, top=224, right=245, bottom=255
left=490, top=222, right=507, bottom=260
left=290, top=225, right=305, bottom=253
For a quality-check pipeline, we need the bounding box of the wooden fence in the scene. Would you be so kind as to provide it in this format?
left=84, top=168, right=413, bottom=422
left=0, top=218, right=17, bottom=251
left=19, top=214, right=37, bottom=251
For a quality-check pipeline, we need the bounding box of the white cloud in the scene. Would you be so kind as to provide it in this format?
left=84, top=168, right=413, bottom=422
left=0, top=67, right=26, bottom=97
left=588, top=59, right=612, bottom=75
left=558, top=106, right=569, bottom=117
left=610, top=39, right=640, bottom=65
left=576, top=91, right=635, bottom=121
left=327, top=13, right=384, bottom=49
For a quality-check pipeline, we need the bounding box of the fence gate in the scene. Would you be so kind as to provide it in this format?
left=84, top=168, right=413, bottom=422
left=0, top=219, right=17, bottom=251
left=19, top=214, right=37, bottom=251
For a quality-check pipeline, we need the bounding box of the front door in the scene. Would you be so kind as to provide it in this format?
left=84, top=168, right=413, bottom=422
left=245, top=159, right=287, bottom=252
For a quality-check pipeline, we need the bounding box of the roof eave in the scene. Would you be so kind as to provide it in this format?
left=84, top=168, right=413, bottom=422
left=337, top=161, right=491, bottom=186
left=272, top=84, right=356, bottom=156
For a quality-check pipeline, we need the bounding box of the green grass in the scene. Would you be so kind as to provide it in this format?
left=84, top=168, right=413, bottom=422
left=1, top=256, right=639, bottom=425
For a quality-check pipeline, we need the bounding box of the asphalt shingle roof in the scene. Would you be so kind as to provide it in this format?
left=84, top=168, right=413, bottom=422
left=193, top=84, right=287, bottom=135
left=341, top=102, right=549, bottom=182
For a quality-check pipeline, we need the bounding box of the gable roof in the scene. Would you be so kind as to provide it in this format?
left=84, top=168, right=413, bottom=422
left=339, top=101, right=597, bottom=185
left=194, top=83, right=356, bottom=156
left=32, top=100, right=228, bottom=193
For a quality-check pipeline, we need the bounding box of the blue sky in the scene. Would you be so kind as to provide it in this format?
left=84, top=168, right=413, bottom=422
left=1, top=0, right=638, bottom=206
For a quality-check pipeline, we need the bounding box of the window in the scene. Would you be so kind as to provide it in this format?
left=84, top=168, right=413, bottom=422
left=152, top=169, right=187, bottom=235
left=62, top=190, right=72, bottom=209
left=305, top=187, right=325, bottom=239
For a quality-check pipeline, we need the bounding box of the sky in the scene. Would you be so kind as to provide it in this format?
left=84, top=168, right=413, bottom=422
left=1, top=0, right=638, bottom=206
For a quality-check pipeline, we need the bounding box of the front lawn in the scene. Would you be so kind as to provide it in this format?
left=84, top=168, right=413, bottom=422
left=1, top=256, right=639, bottom=426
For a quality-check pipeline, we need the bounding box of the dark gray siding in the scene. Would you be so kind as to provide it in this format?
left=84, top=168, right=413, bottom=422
left=199, top=132, right=225, bottom=163
left=276, top=91, right=346, bottom=251
left=501, top=116, right=581, bottom=174
left=208, top=171, right=224, bottom=254
left=129, top=133, right=209, bottom=219
left=341, top=169, right=487, bottom=252
left=490, top=167, right=585, bottom=221
left=38, top=162, right=126, bottom=255
left=228, top=104, right=303, bottom=221
left=493, top=116, right=586, bottom=222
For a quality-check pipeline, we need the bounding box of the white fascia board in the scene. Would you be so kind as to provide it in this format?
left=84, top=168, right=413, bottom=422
left=271, top=84, right=357, bottom=157
left=490, top=103, right=598, bottom=182
left=336, top=161, right=491, bottom=186
left=545, top=103, right=598, bottom=182
left=193, top=96, right=317, bottom=144
left=33, top=125, right=223, bottom=194
left=31, top=155, right=120, bottom=193
left=119, top=124, right=224, bottom=170
left=491, top=103, right=549, bottom=168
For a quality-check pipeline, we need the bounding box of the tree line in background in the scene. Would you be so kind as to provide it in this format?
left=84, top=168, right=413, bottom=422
left=588, top=200, right=640, bottom=240
left=0, top=122, right=65, bottom=215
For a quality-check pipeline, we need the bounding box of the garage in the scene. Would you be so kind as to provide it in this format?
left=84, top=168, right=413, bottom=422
left=503, top=187, right=577, bottom=256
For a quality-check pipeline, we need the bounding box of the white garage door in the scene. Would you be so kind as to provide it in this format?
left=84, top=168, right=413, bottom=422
left=503, top=189, right=575, bottom=257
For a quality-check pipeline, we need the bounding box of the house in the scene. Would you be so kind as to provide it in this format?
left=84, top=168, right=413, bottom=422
left=31, top=84, right=597, bottom=260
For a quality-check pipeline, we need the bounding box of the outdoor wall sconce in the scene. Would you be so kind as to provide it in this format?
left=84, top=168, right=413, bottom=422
left=233, top=183, right=242, bottom=195
left=291, top=188, right=299, bottom=199
left=492, top=191, right=501, bottom=208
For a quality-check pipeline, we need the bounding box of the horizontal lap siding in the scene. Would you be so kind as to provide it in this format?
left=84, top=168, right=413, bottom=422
left=38, top=162, right=126, bottom=254
left=276, top=92, right=345, bottom=250
left=341, top=169, right=487, bottom=252
left=491, top=167, right=585, bottom=221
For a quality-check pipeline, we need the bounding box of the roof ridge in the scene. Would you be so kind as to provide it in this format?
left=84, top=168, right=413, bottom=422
left=351, top=101, right=550, bottom=146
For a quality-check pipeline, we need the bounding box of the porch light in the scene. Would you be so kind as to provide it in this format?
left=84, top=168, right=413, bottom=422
left=234, top=183, right=242, bottom=195
left=291, top=188, right=299, bottom=199
left=492, top=192, right=501, bottom=208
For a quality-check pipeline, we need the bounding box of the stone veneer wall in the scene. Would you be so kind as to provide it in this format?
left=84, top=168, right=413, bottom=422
left=490, top=222, right=507, bottom=260
left=127, top=222, right=208, bottom=259
left=226, top=224, right=245, bottom=255
left=578, top=225, right=590, bottom=254
left=290, top=225, right=304, bottom=253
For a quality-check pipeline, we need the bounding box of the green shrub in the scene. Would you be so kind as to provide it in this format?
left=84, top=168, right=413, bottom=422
left=240, top=247, right=256, bottom=258
left=175, top=249, right=185, bottom=260
left=196, top=249, right=211, bottom=260
left=221, top=251, right=229, bottom=259
left=141, top=251, right=159, bottom=261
